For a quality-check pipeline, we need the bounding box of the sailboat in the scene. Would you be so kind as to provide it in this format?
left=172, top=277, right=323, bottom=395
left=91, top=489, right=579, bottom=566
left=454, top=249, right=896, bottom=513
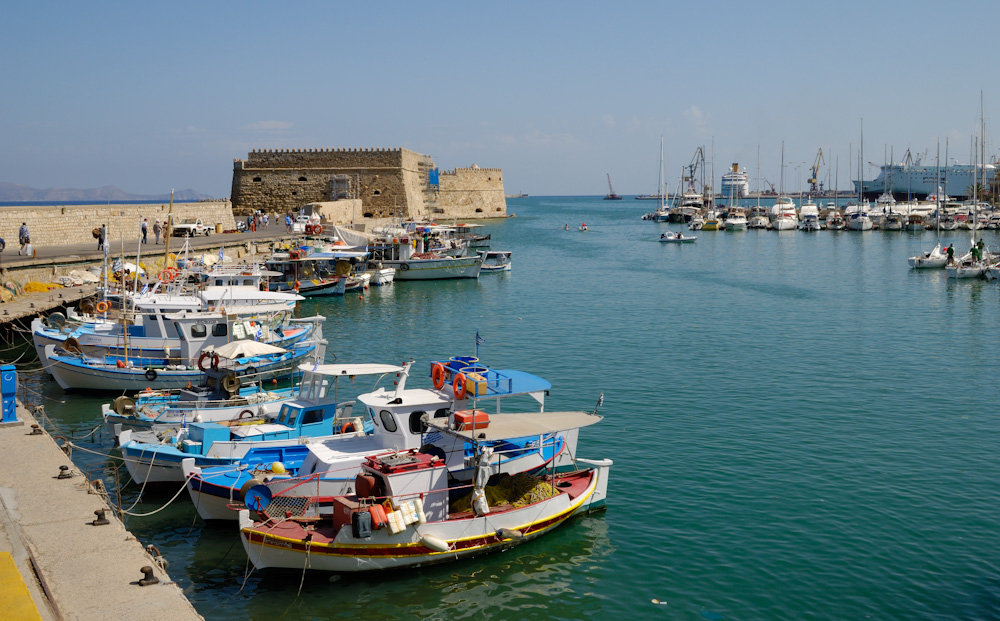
left=771, top=142, right=798, bottom=231
left=652, top=138, right=672, bottom=222
left=948, top=97, right=989, bottom=279
left=847, top=123, right=873, bottom=231
left=909, top=143, right=947, bottom=268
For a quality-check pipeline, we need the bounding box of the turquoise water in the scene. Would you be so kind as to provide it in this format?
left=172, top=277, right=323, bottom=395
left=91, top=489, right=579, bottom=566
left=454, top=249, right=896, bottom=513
left=20, top=196, right=1000, bottom=619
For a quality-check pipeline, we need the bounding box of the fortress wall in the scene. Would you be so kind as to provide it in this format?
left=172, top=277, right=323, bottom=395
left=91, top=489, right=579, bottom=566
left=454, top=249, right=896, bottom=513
left=0, top=202, right=236, bottom=248
left=436, top=167, right=507, bottom=218
left=231, top=148, right=503, bottom=221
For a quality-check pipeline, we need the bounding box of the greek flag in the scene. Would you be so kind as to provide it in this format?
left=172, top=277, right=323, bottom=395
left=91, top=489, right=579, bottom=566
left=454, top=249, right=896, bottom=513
left=139, top=283, right=149, bottom=296
left=218, top=247, right=225, bottom=263
left=475, top=330, right=485, bottom=346
left=112, top=257, right=123, bottom=273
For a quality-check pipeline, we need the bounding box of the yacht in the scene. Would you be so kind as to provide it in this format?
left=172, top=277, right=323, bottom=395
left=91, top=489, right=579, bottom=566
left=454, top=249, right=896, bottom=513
left=770, top=197, right=798, bottom=231
left=724, top=207, right=748, bottom=230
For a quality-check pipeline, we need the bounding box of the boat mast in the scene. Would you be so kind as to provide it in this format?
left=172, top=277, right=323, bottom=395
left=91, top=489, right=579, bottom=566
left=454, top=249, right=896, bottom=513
left=756, top=145, right=761, bottom=211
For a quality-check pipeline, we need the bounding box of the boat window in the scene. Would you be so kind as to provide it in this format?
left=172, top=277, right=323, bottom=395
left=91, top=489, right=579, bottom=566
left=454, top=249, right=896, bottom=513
left=369, top=407, right=378, bottom=427
left=433, top=408, right=450, bottom=419
left=212, top=323, right=228, bottom=337
left=409, top=411, right=427, bottom=433
left=191, top=324, right=207, bottom=338
left=147, top=315, right=157, bottom=323
left=243, top=279, right=253, bottom=286
left=379, top=410, right=397, bottom=432
left=285, top=407, right=300, bottom=426
left=301, top=408, right=323, bottom=425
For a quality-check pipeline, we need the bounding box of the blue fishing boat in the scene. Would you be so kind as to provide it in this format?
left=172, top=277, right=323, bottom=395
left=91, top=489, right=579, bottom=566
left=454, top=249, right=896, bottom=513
left=185, top=357, right=586, bottom=520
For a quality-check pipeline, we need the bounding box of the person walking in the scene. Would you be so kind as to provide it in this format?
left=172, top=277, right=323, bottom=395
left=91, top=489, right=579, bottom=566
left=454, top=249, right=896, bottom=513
left=141, top=218, right=148, bottom=244
left=97, top=224, right=106, bottom=251
left=18, top=222, right=29, bottom=255
left=153, top=220, right=161, bottom=244
left=285, top=214, right=292, bottom=232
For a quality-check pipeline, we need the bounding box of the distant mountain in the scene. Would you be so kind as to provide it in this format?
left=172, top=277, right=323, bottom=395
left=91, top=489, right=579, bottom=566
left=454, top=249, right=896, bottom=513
left=0, top=182, right=215, bottom=202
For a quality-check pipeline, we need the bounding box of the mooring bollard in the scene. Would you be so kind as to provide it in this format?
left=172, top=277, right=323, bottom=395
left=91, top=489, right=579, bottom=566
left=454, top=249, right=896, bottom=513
left=1, top=364, right=17, bottom=424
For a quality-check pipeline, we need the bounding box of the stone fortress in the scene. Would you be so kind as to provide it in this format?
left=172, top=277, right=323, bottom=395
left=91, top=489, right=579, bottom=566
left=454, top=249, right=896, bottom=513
left=230, top=147, right=507, bottom=222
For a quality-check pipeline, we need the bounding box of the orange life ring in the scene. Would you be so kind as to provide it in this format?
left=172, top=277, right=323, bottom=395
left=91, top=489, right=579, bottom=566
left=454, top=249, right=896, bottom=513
left=95, top=300, right=110, bottom=313
left=431, top=363, right=446, bottom=390
left=197, top=351, right=220, bottom=371
left=159, top=267, right=179, bottom=283
left=315, top=224, right=323, bottom=235
left=341, top=422, right=356, bottom=434
left=452, top=373, right=467, bottom=400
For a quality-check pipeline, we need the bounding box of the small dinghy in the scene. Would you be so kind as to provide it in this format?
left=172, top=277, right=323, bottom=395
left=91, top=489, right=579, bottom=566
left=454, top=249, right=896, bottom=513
left=659, top=232, right=696, bottom=243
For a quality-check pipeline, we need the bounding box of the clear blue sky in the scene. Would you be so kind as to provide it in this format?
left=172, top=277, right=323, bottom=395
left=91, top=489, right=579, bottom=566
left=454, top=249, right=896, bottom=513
left=2, top=1, right=997, bottom=197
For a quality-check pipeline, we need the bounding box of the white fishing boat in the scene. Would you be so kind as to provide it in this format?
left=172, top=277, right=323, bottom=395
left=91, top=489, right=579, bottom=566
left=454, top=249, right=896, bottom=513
left=331, top=225, right=482, bottom=281
left=236, top=411, right=611, bottom=573
left=799, top=201, right=820, bottom=231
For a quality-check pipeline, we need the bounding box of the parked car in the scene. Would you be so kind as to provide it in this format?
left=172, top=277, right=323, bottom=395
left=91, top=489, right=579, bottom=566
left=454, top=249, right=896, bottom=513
left=172, top=218, right=211, bottom=237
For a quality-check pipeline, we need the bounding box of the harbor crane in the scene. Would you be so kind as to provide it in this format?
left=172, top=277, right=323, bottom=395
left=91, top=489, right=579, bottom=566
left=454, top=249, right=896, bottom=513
left=683, top=147, right=707, bottom=194
left=807, top=148, right=825, bottom=194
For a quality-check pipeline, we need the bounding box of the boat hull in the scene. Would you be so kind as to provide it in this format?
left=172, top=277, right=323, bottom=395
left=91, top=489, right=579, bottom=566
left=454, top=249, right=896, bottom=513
left=239, top=461, right=611, bottom=572
left=386, top=257, right=482, bottom=280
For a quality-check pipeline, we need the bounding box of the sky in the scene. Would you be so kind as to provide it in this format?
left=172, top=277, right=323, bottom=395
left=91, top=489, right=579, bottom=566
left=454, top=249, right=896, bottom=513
left=3, top=1, right=999, bottom=198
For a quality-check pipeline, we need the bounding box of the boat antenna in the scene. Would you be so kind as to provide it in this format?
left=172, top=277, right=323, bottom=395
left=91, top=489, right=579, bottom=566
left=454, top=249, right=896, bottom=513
left=474, top=329, right=484, bottom=359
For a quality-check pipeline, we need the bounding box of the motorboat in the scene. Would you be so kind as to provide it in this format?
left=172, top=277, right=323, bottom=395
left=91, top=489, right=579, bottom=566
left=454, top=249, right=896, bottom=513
left=478, top=250, right=512, bottom=272
left=237, top=444, right=611, bottom=573
left=724, top=207, right=748, bottom=230
left=184, top=357, right=590, bottom=520
left=101, top=361, right=302, bottom=437
left=332, top=225, right=482, bottom=281
left=826, top=211, right=846, bottom=230
left=659, top=232, right=696, bottom=243
left=235, top=412, right=611, bottom=573
left=905, top=214, right=927, bottom=231
left=770, top=197, right=798, bottom=231
left=908, top=243, right=948, bottom=269
left=44, top=313, right=325, bottom=392
left=799, top=201, right=820, bottom=231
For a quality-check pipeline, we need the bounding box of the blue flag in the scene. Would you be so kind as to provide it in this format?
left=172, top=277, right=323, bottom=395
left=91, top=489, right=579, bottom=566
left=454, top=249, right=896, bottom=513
left=219, top=247, right=225, bottom=263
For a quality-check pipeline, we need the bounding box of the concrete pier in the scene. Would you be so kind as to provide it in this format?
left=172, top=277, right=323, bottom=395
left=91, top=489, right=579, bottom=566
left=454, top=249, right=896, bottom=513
left=0, top=406, right=202, bottom=620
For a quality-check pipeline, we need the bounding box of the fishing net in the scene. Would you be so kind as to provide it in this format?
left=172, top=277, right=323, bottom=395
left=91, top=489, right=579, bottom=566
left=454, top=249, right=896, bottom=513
left=450, top=472, right=557, bottom=513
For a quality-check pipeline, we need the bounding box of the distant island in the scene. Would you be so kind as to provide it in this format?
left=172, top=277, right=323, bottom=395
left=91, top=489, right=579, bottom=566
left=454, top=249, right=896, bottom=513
left=0, top=182, right=214, bottom=203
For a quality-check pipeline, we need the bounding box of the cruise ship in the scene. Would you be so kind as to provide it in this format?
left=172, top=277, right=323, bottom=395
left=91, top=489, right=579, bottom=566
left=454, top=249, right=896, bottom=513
left=853, top=158, right=996, bottom=200
left=719, top=163, right=749, bottom=200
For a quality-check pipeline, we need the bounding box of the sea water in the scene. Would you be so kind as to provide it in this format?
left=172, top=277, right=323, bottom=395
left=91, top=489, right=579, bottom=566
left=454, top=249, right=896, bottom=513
left=22, top=196, right=1000, bottom=619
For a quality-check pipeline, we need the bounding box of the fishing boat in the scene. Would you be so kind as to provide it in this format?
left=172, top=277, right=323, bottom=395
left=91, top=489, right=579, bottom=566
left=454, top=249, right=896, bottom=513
left=236, top=412, right=611, bottom=573
left=908, top=243, right=948, bottom=269
left=101, top=357, right=303, bottom=437
left=184, top=357, right=588, bottom=520
left=117, top=360, right=390, bottom=484
left=826, top=211, right=846, bottom=230
left=659, top=231, right=696, bottom=243
left=477, top=250, right=512, bottom=272
left=45, top=313, right=324, bottom=392
left=331, top=225, right=482, bottom=281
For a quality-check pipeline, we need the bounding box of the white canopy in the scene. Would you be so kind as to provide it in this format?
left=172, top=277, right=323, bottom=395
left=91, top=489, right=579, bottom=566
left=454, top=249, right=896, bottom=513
left=212, top=339, right=287, bottom=359
left=298, top=363, right=404, bottom=376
